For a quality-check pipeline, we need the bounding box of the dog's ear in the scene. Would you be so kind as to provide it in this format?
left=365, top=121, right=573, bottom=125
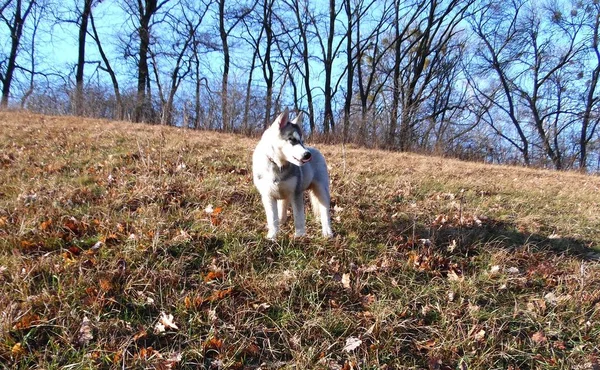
left=271, top=108, right=289, bottom=130
left=292, top=112, right=304, bottom=127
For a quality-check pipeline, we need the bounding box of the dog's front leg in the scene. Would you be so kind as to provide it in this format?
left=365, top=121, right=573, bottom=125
left=278, top=198, right=289, bottom=225
left=262, top=196, right=279, bottom=239
left=291, top=193, right=306, bottom=237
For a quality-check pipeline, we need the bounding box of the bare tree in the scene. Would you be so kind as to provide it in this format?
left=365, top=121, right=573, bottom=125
left=386, top=0, right=428, bottom=148
left=218, top=0, right=255, bottom=130
left=89, top=7, right=124, bottom=119
left=560, top=0, right=600, bottom=170
left=19, top=0, right=44, bottom=108
left=151, top=0, right=211, bottom=125
left=470, top=0, right=586, bottom=169
left=468, top=0, right=531, bottom=164
left=260, top=0, right=275, bottom=128
left=310, top=0, right=346, bottom=134
left=121, top=0, right=171, bottom=123
left=396, top=0, right=474, bottom=151
left=73, top=0, right=93, bottom=116
left=0, top=0, right=35, bottom=107
left=354, top=0, right=394, bottom=145
left=284, top=0, right=316, bottom=133
left=239, top=3, right=264, bottom=132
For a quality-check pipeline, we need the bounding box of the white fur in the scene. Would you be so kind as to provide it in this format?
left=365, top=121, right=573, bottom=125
left=253, top=108, right=333, bottom=239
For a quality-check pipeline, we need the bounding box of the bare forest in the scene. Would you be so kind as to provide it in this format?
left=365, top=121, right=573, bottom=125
left=1, top=0, right=599, bottom=171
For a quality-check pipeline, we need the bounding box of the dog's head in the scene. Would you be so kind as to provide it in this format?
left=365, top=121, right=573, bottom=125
left=270, top=108, right=312, bottom=166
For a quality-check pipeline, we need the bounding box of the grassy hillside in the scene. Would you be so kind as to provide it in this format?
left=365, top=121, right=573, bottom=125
left=1, top=111, right=599, bottom=369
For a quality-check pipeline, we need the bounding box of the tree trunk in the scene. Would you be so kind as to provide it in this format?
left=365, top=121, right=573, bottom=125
left=219, top=0, right=230, bottom=131
left=134, top=0, right=160, bottom=123
left=387, top=0, right=401, bottom=148
left=322, top=0, right=336, bottom=134
left=75, top=0, right=93, bottom=116
left=1, top=0, right=34, bottom=108
left=342, top=0, right=353, bottom=143
left=90, top=10, right=123, bottom=119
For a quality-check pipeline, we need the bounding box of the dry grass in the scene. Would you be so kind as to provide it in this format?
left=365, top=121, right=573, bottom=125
left=1, top=111, right=599, bottom=369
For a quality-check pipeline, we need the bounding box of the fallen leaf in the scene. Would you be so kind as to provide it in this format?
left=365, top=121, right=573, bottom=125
left=133, top=329, right=148, bottom=341
left=206, top=288, right=233, bottom=302
left=204, top=337, right=223, bottom=351
left=156, top=352, right=182, bottom=370
left=137, top=346, right=162, bottom=360
left=204, top=270, right=224, bottom=282
left=64, top=217, right=79, bottom=233
left=155, top=312, right=178, bottom=333
left=11, top=342, right=25, bottom=357
left=13, top=314, right=41, bottom=330
left=473, top=329, right=486, bottom=341
left=184, top=296, right=192, bottom=309
left=78, top=316, right=94, bottom=345
left=210, top=207, right=223, bottom=226
left=40, top=219, right=53, bottom=231
left=252, top=302, right=271, bottom=311
left=99, top=278, right=113, bottom=292
left=447, top=269, right=462, bottom=281
left=531, top=331, right=547, bottom=344
left=172, top=229, right=191, bottom=242
left=342, top=336, right=362, bottom=352
left=341, top=273, right=351, bottom=289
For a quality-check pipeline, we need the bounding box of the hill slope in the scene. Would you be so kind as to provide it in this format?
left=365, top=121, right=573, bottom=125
left=1, top=112, right=599, bottom=369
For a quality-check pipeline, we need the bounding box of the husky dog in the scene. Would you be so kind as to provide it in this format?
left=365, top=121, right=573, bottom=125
left=253, top=108, right=333, bottom=239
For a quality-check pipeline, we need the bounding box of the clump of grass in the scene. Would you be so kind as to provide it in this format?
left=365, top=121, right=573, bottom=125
left=1, top=111, right=599, bottom=369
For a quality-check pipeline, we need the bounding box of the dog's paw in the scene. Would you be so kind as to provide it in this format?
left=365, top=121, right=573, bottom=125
left=294, top=230, right=306, bottom=238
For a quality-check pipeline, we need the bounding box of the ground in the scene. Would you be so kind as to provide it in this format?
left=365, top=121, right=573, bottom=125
left=0, top=111, right=599, bottom=369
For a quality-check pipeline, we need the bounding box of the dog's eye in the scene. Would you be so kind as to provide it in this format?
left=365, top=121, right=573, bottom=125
left=289, top=138, right=299, bottom=145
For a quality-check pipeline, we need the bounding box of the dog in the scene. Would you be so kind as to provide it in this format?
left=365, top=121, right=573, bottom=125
left=252, top=108, right=333, bottom=239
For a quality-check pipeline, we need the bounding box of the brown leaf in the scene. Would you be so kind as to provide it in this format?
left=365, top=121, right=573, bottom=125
left=203, top=270, right=224, bottom=282
left=99, top=278, right=113, bottom=292
left=64, top=218, right=79, bottom=233
left=136, top=346, right=161, bottom=360
left=68, top=246, right=82, bottom=256
left=184, top=296, right=193, bottom=309
left=40, top=219, right=52, bottom=231
left=11, top=343, right=25, bottom=357
left=204, top=337, right=223, bottom=351
left=13, top=314, right=41, bottom=330
left=20, top=240, right=37, bottom=250
left=207, top=288, right=232, bottom=302
left=531, top=331, right=547, bottom=344
left=133, top=329, right=148, bottom=341
left=102, top=233, right=119, bottom=246
left=210, top=207, right=224, bottom=226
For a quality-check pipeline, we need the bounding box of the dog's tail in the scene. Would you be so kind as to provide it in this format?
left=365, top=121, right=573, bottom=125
left=309, top=190, right=321, bottom=220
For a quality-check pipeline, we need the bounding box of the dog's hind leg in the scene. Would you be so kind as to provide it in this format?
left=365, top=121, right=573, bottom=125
left=278, top=198, right=289, bottom=225
left=291, top=193, right=306, bottom=237
left=311, top=184, right=333, bottom=238
left=261, top=196, right=279, bottom=239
